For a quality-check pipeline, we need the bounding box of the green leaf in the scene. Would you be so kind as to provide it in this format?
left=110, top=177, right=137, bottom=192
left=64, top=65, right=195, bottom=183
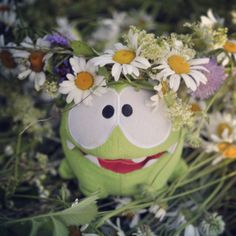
left=29, top=220, right=43, bottom=236
left=70, top=41, right=95, bottom=56
left=51, top=218, right=68, bottom=236
left=97, top=67, right=110, bottom=80
left=56, top=195, right=98, bottom=226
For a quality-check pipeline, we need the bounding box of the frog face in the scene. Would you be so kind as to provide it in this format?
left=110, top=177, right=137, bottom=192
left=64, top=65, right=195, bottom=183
left=60, top=85, right=184, bottom=197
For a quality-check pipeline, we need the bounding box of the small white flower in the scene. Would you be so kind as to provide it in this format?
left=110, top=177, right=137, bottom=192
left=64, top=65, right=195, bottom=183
left=148, top=81, right=168, bottom=111
left=13, top=36, right=52, bottom=91
left=217, top=39, right=236, bottom=66
left=205, top=112, right=236, bottom=143
left=202, top=112, right=236, bottom=164
left=107, top=218, right=125, bottom=236
left=90, top=12, right=127, bottom=48
left=149, top=204, right=166, bottom=222
left=91, top=30, right=150, bottom=81
left=184, top=224, right=200, bottom=236
left=200, top=9, right=224, bottom=28
left=153, top=47, right=209, bottom=92
left=114, top=197, right=132, bottom=209
left=59, top=56, right=107, bottom=105
left=71, top=198, right=79, bottom=207
left=56, top=17, right=80, bottom=40
left=0, top=35, right=19, bottom=76
left=0, top=1, right=18, bottom=28
left=80, top=224, right=99, bottom=236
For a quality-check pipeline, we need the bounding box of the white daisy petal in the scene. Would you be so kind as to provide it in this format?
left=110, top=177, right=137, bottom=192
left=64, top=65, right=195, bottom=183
left=189, top=70, right=208, bottom=85
left=169, top=74, right=181, bottom=92
left=182, top=74, right=197, bottom=91
left=189, top=58, right=209, bottom=66
left=112, top=63, right=122, bottom=81
left=134, top=56, right=151, bottom=68
left=190, top=66, right=209, bottom=72
left=38, top=72, right=46, bottom=86
left=66, top=73, right=75, bottom=81
left=59, top=85, right=74, bottom=94
left=18, top=69, right=31, bottom=80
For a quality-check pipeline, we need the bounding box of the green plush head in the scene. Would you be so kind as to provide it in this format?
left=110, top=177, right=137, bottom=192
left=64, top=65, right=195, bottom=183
left=59, top=85, right=185, bottom=197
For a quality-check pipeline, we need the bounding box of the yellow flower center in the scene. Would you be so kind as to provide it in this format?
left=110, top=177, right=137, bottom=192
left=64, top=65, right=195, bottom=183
left=190, top=103, right=202, bottom=112
left=113, top=50, right=135, bottom=64
left=216, top=123, right=233, bottom=137
left=217, top=142, right=236, bottom=159
left=0, top=50, right=17, bottom=69
left=29, top=51, right=45, bottom=72
left=167, top=55, right=190, bottom=74
left=223, top=41, right=236, bottom=53
left=75, top=72, right=94, bottom=90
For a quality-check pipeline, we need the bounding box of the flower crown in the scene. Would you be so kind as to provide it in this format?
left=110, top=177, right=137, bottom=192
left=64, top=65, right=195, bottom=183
left=1, top=10, right=232, bottom=135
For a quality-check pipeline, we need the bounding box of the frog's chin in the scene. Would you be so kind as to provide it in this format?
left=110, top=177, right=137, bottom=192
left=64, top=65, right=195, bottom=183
left=66, top=140, right=177, bottom=174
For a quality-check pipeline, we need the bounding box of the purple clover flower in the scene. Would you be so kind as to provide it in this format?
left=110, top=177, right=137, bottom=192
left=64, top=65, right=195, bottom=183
left=192, top=58, right=226, bottom=100
left=46, top=33, right=69, bottom=47
left=54, top=59, right=73, bottom=83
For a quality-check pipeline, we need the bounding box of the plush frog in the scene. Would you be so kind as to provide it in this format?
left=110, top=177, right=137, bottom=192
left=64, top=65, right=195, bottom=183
left=59, top=85, right=187, bottom=198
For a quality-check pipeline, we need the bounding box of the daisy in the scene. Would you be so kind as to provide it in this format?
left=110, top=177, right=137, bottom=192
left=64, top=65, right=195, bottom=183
left=189, top=97, right=206, bottom=114
left=90, top=11, right=127, bottom=48
left=0, top=35, right=19, bottom=76
left=59, top=56, right=107, bottom=105
left=13, top=36, right=52, bottom=91
left=217, top=39, right=236, bottom=66
left=114, top=197, right=147, bottom=228
left=56, top=17, right=80, bottom=41
left=148, top=81, right=169, bottom=111
left=0, top=1, right=18, bottom=29
left=153, top=47, right=209, bottom=92
left=90, top=30, right=151, bottom=81
left=200, top=9, right=224, bottom=28
left=202, top=112, right=236, bottom=164
left=149, top=204, right=167, bottom=222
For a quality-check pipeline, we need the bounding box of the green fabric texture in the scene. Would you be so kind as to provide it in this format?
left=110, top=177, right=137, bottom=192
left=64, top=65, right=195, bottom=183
left=59, top=86, right=186, bottom=198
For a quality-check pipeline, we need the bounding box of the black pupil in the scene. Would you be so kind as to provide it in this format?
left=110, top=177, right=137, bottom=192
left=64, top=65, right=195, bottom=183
left=122, top=104, right=133, bottom=117
left=102, top=105, right=114, bottom=119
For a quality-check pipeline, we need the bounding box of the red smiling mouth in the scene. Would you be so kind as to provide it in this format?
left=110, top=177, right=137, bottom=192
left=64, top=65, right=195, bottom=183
left=66, top=140, right=178, bottom=174
left=97, top=152, right=166, bottom=174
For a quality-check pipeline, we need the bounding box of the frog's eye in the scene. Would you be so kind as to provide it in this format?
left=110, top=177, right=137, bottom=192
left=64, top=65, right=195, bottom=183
left=118, top=87, right=171, bottom=148
left=68, top=89, right=118, bottom=149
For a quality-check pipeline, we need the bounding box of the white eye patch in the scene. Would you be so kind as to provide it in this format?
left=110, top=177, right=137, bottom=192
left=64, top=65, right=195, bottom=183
left=118, top=87, right=171, bottom=148
left=67, top=86, right=171, bottom=150
left=68, top=88, right=118, bottom=149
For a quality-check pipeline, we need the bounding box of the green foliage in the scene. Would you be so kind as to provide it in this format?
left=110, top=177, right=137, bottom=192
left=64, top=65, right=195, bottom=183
left=2, top=195, right=98, bottom=236
left=70, top=40, right=95, bottom=57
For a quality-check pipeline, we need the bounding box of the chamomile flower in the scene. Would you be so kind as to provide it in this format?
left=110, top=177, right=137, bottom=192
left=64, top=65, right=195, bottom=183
left=91, top=31, right=151, bottom=81
left=59, top=56, right=107, bottom=105
left=153, top=47, right=209, bottom=92
left=217, top=39, right=236, bottom=66
left=90, top=11, right=127, bottom=48
left=205, top=112, right=236, bottom=143
left=13, top=37, right=52, bottom=91
left=200, top=9, right=224, bottom=28
left=149, top=204, right=167, bottom=222
left=202, top=112, right=236, bottom=164
left=184, top=224, right=200, bottom=236
left=148, top=81, right=169, bottom=111
left=189, top=98, right=206, bottom=114
left=0, top=35, right=19, bottom=76
left=56, top=17, right=80, bottom=41
left=0, top=1, right=18, bottom=29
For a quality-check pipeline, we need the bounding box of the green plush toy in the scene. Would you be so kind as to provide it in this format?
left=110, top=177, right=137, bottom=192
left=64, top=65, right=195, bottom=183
left=59, top=84, right=187, bottom=198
